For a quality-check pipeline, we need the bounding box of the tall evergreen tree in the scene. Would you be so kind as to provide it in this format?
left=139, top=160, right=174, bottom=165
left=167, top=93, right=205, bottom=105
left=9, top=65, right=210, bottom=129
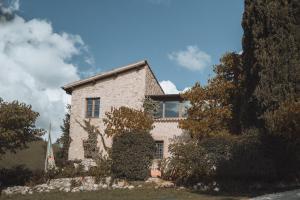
left=56, top=104, right=72, bottom=165
left=241, top=0, right=300, bottom=131
left=214, top=52, right=243, bottom=133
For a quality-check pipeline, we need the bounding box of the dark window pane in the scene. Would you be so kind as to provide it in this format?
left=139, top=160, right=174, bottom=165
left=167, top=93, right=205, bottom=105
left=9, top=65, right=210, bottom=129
left=165, top=101, right=179, bottom=118
left=86, top=98, right=93, bottom=117
left=94, top=98, right=100, bottom=117
left=155, top=141, right=164, bottom=159
left=154, top=101, right=163, bottom=118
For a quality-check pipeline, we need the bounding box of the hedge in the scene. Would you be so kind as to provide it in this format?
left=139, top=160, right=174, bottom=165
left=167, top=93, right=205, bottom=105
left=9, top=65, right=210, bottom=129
left=111, top=131, right=155, bottom=180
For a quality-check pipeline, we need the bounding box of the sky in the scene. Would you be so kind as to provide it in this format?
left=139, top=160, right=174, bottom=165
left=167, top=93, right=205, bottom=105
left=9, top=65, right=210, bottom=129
left=0, top=0, right=244, bottom=140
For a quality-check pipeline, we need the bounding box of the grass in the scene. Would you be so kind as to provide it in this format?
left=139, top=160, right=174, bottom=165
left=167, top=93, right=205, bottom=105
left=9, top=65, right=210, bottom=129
left=0, top=141, right=46, bottom=170
left=0, top=188, right=247, bottom=200
left=0, top=140, right=61, bottom=170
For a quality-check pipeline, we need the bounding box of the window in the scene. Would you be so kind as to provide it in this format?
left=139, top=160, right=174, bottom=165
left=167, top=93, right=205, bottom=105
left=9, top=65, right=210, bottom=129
left=164, top=101, right=180, bottom=118
left=154, top=101, right=163, bottom=119
left=86, top=98, right=100, bottom=118
left=155, top=141, right=164, bottom=159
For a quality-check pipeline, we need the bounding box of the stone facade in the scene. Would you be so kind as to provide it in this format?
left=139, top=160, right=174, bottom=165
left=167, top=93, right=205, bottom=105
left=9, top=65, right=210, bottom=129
left=145, top=66, right=164, bottom=95
left=64, top=60, right=184, bottom=161
left=151, top=120, right=184, bottom=158
left=68, top=67, right=146, bottom=160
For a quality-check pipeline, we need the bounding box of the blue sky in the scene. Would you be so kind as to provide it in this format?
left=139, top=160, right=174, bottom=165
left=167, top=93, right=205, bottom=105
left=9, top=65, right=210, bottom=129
left=19, top=0, right=244, bottom=90
left=0, top=0, right=244, bottom=139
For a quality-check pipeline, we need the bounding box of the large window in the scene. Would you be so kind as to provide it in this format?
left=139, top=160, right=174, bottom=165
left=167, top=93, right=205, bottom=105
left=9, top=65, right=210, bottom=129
left=155, top=141, right=164, bottom=159
left=154, top=100, right=189, bottom=119
left=86, top=98, right=100, bottom=118
left=164, top=101, right=180, bottom=118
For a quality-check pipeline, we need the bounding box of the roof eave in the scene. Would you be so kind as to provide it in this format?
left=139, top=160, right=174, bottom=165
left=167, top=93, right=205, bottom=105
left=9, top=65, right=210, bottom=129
left=62, top=60, right=148, bottom=93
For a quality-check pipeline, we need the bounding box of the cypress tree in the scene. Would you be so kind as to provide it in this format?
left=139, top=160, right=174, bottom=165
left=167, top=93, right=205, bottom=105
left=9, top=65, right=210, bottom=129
left=241, top=0, right=300, bottom=131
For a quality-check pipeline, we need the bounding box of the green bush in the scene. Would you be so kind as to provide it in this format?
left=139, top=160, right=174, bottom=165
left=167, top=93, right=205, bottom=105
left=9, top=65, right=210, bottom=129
left=218, top=130, right=276, bottom=181
left=165, top=131, right=280, bottom=185
left=111, top=131, right=155, bottom=180
left=0, top=165, right=47, bottom=189
left=164, top=134, right=233, bottom=185
left=89, top=153, right=112, bottom=183
left=261, top=134, right=300, bottom=180
left=0, top=165, right=33, bottom=188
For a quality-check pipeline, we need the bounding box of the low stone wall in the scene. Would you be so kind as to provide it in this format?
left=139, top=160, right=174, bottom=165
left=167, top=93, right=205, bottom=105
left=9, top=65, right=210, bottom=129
left=1, top=177, right=176, bottom=195
left=2, top=176, right=109, bottom=195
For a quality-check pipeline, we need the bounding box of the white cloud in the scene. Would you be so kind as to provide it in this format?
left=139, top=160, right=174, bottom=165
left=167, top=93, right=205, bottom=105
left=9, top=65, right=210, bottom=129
left=0, top=8, right=93, bottom=140
left=0, top=0, right=19, bottom=15
left=160, top=80, right=190, bottom=94
left=168, top=45, right=211, bottom=71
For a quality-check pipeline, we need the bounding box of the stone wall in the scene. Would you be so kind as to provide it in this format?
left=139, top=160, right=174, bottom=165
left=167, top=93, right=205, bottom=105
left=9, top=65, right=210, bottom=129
left=68, top=63, right=180, bottom=161
left=68, top=68, right=147, bottom=160
left=145, top=66, right=164, bottom=95
left=151, top=120, right=184, bottom=158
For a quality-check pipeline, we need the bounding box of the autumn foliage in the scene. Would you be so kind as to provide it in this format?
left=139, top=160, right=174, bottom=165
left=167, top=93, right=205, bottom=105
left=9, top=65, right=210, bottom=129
left=179, top=53, right=242, bottom=140
left=103, top=106, right=154, bottom=137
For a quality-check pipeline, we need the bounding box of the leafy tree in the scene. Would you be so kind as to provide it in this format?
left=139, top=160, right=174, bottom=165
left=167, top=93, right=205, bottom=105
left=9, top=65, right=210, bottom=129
left=214, top=52, right=243, bottom=133
left=103, top=106, right=154, bottom=137
left=179, top=52, right=243, bottom=139
left=55, top=105, right=72, bottom=165
left=241, top=0, right=300, bottom=130
left=143, top=97, right=160, bottom=117
left=264, top=99, right=300, bottom=139
left=0, top=98, right=44, bottom=155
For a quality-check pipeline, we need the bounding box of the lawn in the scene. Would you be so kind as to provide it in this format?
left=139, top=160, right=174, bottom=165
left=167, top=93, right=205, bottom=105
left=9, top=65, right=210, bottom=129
left=0, top=188, right=247, bottom=200
left=0, top=140, right=56, bottom=170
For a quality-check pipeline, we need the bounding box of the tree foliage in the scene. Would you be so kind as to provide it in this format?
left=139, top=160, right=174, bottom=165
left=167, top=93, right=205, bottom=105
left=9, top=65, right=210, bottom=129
left=55, top=105, right=72, bottom=165
left=76, top=119, right=109, bottom=159
left=103, top=106, right=154, bottom=137
left=143, top=97, right=160, bottom=117
left=0, top=98, right=44, bottom=155
left=264, top=99, right=300, bottom=139
left=241, top=0, right=300, bottom=130
left=179, top=52, right=242, bottom=139
left=111, top=131, right=155, bottom=180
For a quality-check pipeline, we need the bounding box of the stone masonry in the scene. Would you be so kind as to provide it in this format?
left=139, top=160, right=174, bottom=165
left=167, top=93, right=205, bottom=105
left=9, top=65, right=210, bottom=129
left=63, top=60, right=184, bottom=161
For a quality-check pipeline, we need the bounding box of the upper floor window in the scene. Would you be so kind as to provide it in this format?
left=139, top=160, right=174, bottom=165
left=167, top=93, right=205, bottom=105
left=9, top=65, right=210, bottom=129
left=86, top=97, right=100, bottom=118
left=154, top=100, right=190, bottom=119
left=165, top=101, right=180, bottom=118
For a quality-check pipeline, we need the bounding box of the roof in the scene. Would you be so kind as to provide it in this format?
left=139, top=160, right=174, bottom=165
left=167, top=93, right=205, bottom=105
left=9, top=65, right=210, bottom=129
left=147, top=94, right=183, bottom=101
left=62, top=60, right=164, bottom=94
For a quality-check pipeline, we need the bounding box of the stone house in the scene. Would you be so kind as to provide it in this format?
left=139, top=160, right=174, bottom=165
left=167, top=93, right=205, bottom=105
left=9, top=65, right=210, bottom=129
left=62, top=60, right=187, bottom=169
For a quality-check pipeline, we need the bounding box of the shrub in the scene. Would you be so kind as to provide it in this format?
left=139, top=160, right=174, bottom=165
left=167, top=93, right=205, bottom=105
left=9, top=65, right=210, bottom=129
left=111, top=131, right=155, bottom=180
left=165, top=131, right=279, bottom=185
left=89, top=152, right=112, bottom=183
left=0, top=165, right=33, bottom=188
left=218, top=129, right=276, bottom=181
left=261, top=134, right=300, bottom=180
left=164, top=134, right=233, bottom=185
left=44, top=161, right=86, bottom=180
left=26, top=169, right=46, bottom=186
